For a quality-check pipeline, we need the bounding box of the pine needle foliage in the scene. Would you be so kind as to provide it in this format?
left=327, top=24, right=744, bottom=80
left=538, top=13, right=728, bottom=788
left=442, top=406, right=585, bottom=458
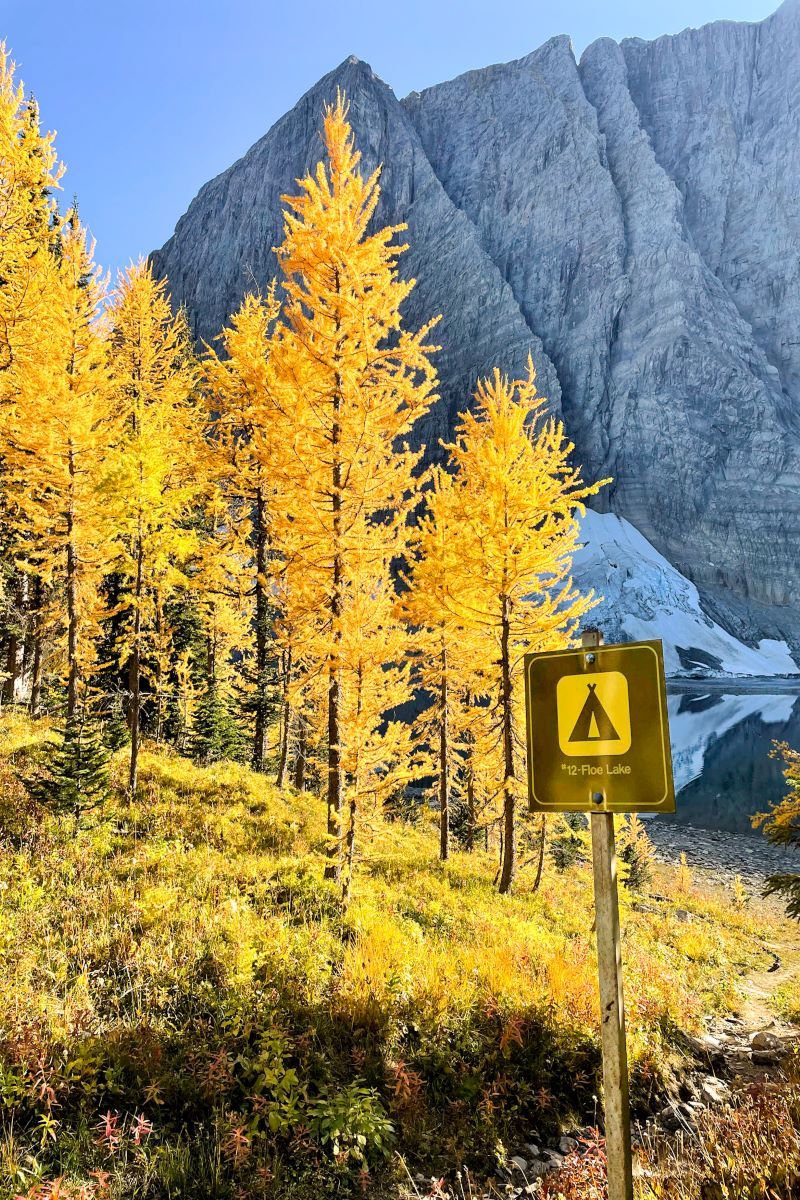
left=191, top=679, right=246, bottom=766
left=23, top=709, right=109, bottom=824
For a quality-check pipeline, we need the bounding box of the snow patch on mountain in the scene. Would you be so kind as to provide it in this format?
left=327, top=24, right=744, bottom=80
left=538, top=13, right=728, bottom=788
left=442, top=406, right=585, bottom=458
left=573, top=510, right=799, bottom=677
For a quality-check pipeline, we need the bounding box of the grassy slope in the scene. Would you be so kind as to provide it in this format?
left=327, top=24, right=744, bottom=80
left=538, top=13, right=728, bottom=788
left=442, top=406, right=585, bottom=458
left=0, top=713, right=789, bottom=1198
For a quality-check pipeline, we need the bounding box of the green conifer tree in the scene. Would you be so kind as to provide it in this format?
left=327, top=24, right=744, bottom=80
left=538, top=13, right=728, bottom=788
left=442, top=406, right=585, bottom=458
left=25, top=709, right=109, bottom=826
left=191, top=680, right=245, bottom=766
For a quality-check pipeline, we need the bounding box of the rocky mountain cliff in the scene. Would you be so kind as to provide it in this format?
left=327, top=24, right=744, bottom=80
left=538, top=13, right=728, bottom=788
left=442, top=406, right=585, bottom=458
left=152, top=0, right=800, bottom=653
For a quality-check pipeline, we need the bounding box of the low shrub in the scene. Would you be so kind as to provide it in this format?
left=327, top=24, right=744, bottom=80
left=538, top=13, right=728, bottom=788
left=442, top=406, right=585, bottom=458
left=0, top=716, right=790, bottom=1198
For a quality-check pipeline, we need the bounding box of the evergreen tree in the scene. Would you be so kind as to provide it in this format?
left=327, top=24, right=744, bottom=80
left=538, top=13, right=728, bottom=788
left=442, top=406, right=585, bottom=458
left=191, top=679, right=245, bottom=766
left=25, top=708, right=109, bottom=826
left=550, top=812, right=591, bottom=871
left=617, top=813, right=655, bottom=891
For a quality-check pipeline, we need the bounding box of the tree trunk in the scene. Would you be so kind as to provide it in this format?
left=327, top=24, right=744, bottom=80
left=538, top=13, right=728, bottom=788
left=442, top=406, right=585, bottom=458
left=327, top=631, right=342, bottom=880
left=533, top=814, right=547, bottom=891
left=293, top=713, right=307, bottom=790
left=154, top=595, right=165, bottom=744
left=29, top=576, right=43, bottom=717
left=342, top=662, right=363, bottom=906
left=128, top=535, right=144, bottom=795
left=326, top=355, right=343, bottom=882
left=2, top=574, right=24, bottom=706
left=342, top=791, right=356, bottom=907
left=466, top=764, right=475, bottom=853
left=3, top=632, right=18, bottom=706
left=206, top=631, right=216, bottom=684
left=276, top=648, right=292, bottom=788
left=252, top=483, right=270, bottom=772
left=498, top=594, right=516, bottom=894
left=439, top=640, right=450, bottom=861
left=66, top=451, right=79, bottom=722
left=20, top=574, right=32, bottom=689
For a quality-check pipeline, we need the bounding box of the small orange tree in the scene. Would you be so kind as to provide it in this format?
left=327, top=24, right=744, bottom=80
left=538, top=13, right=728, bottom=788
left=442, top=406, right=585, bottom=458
left=757, top=742, right=800, bottom=919
left=438, top=362, right=607, bottom=893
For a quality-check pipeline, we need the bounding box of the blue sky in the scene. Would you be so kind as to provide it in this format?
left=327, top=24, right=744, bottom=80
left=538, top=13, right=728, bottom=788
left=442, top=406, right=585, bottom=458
left=3, top=0, right=780, bottom=281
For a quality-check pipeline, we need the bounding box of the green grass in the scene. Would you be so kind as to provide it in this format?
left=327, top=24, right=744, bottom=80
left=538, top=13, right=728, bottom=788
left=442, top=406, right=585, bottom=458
left=0, top=713, right=788, bottom=1198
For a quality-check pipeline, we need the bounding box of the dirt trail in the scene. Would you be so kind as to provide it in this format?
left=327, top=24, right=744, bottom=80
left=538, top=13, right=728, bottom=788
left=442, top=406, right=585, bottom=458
left=739, top=939, right=794, bottom=1029
left=701, top=927, right=800, bottom=1087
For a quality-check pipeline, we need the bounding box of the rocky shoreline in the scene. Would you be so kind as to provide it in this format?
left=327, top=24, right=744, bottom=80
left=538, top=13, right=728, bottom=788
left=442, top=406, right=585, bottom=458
left=646, top=819, right=799, bottom=891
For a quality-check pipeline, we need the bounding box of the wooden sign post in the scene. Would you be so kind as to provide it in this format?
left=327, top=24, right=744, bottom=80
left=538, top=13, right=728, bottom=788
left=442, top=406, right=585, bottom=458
left=584, top=628, right=633, bottom=1200
left=523, top=629, right=675, bottom=1200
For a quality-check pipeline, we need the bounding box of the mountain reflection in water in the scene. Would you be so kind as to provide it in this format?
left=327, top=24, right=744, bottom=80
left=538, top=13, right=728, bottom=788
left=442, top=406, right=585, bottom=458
left=663, top=688, right=800, bottom=835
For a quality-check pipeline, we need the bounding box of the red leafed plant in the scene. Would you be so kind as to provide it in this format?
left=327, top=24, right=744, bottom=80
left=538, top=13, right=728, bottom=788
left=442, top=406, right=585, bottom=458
left=541, top=1129, right=608, bottom=1200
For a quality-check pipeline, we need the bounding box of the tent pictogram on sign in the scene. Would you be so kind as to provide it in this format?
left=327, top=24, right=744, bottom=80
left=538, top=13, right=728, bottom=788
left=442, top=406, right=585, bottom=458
left=568, top=683, right=620, bottom=743
left=556, top=671, right=632, bottom=757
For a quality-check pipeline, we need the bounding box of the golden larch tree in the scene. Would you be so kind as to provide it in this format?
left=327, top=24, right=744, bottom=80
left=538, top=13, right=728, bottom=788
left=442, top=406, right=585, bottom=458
left=401, top=466, right=486, bottom=861
left=440, top=362, right=608, bottom=893
left=0, top=214, right=115, bottom=717
left=203, top=289, right=282, bottom=771
left=0, top=43, right=65, bottom=709
left=0, top=42, right=63, bottom=381
left=270, top=93, right=439, bottom=878
left=337, top=517, right=415, bottom=903
left=107, top=261, right=204, bottom=793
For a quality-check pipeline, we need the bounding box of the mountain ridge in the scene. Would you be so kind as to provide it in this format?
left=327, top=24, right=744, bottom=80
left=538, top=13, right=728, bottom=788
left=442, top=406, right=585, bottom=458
left=151, top=3, right=800, bottom=654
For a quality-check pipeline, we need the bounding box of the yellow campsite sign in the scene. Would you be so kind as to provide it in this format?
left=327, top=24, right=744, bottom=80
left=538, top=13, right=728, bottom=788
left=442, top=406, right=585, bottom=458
left=524, top=639, right=675, bottom=813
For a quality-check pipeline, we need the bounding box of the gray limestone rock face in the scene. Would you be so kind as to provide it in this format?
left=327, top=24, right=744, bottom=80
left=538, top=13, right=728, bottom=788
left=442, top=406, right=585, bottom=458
left=404, top=37, right=628, bottom=495
left=404, top=22, right=800, bottom=613
left=150, top=56, right=560, bottom=460
left=152, top=5, right=800, bottom=645
left=621, top=0, right=800, bottom=403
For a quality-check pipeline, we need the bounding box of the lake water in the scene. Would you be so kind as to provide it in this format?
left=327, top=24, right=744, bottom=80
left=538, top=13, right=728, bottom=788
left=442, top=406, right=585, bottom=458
left=663, top=685, right=800, bottom=836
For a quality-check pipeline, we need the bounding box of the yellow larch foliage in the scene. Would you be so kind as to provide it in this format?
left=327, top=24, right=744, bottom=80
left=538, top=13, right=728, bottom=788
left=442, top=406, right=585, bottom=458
left=755, top=740, right=800, bottom=918
left=338, top=516, right=416, bottom=903
left=0, top=214, right=115, bottom=717
left=439, top=361, right=609, bottom=892
left=401, top=466, right=487, bottom=861
left=0, top=45, right=65, bottom=708
left=203, top=289, right=282, bottom=771
left=107, top=261, right=204, bottom=792
left=0, top=42, right=63, bottom=382
left=269, top=92, right=440, bottom=878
